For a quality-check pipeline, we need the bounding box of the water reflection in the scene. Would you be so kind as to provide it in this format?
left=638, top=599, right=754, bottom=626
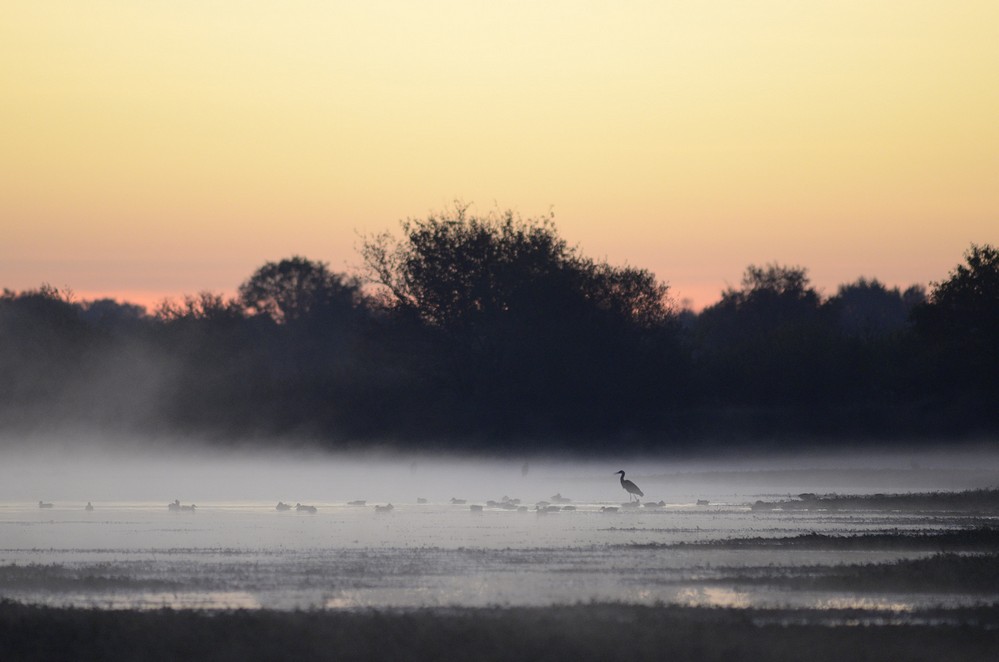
left=4, top=591, right=262, bottom=611
left=676, top=587, right=753, bottom=609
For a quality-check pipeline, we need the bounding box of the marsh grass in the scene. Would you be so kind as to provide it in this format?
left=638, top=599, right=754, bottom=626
left=635, top=526, right=999, bottom=552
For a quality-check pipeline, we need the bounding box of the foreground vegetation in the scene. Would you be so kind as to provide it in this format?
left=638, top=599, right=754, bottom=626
left=2, top=600, right=998, bottom=662
left=2, top=208, right=996, bottom=449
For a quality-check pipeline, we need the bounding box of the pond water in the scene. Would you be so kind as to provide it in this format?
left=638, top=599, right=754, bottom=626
left=1, top=447, right=997, bottom=611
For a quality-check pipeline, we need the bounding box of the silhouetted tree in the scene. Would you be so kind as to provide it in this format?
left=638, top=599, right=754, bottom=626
left=361, top=207, right=681, bottom=437
left=693, top=264, right=839, bottom=414
left=362, top=207, right=673, bottom=333
left=816, top=280, right=927, bottom=432
left=827, top=278, right=921, bottom=338
left=155, top=291, right=242, bottom=323
left=362, top=207, right=568, bottom=329
left=236, top=258, right=373, bottom=439
left=238, top=257, right=360, bottom=324
left=696, top=263, right=825, bottom=349
left=5, top=234, right=998, bottom=447
left=0, top=285, right=98, bottom=428
left=915, top=244, right=999, bottom=345
left=78, top=298, right=149, bottom=333
left=912, top=243, right=999, bottom=426
left=0, top=284, right=89, bottom=356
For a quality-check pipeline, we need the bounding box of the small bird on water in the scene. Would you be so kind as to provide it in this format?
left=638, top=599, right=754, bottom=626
left=615, top=470, right=644, bottom=502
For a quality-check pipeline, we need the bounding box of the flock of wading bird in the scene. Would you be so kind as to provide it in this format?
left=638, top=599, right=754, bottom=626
left=41, top=470, right=712, bottom=514
left=264, top=470, right=686, bottom=515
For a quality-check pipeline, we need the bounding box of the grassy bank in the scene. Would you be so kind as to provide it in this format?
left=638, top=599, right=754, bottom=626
left=750, top=489, right=999, bottom=513
left=2, top=600, right=998, bottom=662
left=638, top=526, right=999, bottom=552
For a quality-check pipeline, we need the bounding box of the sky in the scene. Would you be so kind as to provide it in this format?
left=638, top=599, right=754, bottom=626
left=2, top=1, right=996, bottom=310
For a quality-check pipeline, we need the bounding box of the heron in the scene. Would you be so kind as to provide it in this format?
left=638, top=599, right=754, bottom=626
left=615, top=470, right=644, bottom=502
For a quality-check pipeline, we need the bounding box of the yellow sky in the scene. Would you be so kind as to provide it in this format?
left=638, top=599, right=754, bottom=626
left=2, top=1, right=996, bottom=309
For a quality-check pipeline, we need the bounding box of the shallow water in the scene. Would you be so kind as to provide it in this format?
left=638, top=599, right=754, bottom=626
left=2, top=448, right=998, bottom=611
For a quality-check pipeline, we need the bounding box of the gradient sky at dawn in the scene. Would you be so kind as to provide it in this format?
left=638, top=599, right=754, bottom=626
left=2, top=1, right=996, bottom=309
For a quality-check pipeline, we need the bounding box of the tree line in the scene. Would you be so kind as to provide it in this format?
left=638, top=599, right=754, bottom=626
left=2, top=208, right=996, bottom=451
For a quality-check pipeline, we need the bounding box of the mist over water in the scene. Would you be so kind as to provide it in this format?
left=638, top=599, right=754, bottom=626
left=3, top=436, right=998, bottom=612
left=4, top=436, right=998, bottom=504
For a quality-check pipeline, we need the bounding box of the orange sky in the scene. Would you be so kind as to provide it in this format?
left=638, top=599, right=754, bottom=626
left=2, top=1, right=996, bottom=310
